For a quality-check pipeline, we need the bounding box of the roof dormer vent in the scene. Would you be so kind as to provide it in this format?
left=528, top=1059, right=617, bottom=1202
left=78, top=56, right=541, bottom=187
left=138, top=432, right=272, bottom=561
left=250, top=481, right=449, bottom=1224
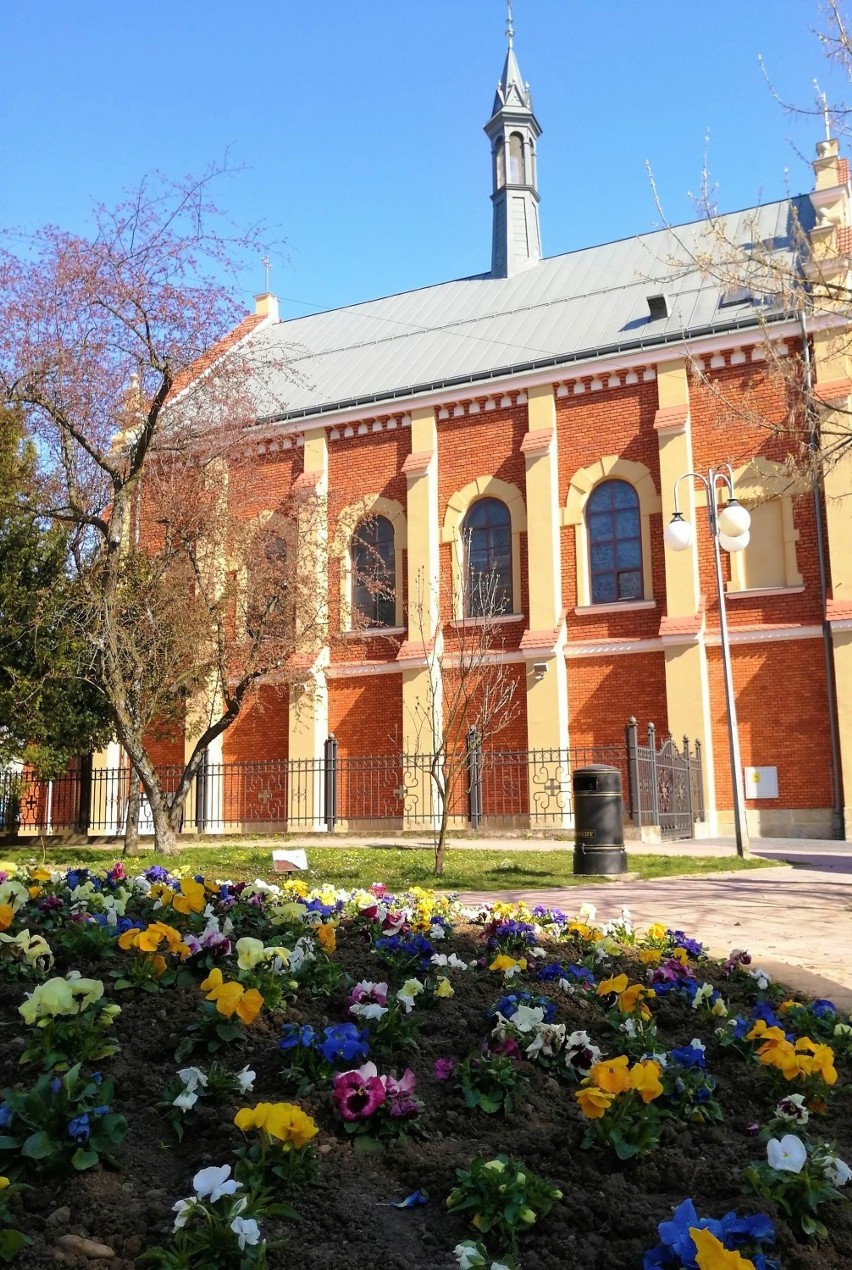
left=647, top=293, right=670, bottom=320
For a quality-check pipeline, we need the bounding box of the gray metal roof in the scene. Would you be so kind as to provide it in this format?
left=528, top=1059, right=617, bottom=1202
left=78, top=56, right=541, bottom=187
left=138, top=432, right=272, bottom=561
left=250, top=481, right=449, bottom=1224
left=248, top=196, right=813, bottom=424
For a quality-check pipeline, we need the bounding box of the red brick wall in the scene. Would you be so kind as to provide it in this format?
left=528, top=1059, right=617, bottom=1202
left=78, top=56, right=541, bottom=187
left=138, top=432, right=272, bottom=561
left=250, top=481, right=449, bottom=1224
left=707, top=638, right=832, bottom=810
left=330, top=675, right=403, bottom=754
left=221, top=684, right=289, bottom=764
left=568, top=652, right=668, bottom=748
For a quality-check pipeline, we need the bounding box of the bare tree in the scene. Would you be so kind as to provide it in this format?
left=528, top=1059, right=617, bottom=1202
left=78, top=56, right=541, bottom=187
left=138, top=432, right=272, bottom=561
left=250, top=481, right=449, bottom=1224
left=408, top=558, right=520, bottom=877
left=0, top=170, right=326, bottom=853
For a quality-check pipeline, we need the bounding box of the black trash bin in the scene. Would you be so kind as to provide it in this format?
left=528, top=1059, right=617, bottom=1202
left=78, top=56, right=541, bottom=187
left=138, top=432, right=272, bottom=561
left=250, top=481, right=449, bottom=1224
left=572, top=764, right=628, bottom=876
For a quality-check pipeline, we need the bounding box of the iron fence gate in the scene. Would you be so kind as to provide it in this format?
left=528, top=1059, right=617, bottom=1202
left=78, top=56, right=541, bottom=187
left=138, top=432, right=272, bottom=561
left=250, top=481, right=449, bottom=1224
left=625, top=718, right=704, bottom=840
left=0, top=719, right=703, bottom=839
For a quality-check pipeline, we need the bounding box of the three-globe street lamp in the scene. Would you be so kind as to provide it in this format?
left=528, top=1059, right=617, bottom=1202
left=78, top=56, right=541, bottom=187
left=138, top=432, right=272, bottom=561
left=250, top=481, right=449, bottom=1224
left=663, top=466, right=752, bottom=858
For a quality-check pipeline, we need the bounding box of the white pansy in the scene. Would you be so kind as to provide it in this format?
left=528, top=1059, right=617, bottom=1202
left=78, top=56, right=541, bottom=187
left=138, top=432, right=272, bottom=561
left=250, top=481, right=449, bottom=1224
left=173, top=1090, right=198, bottom=1112
left=192, top=1164, right=241, bottom=1203
left=350, top=1001, right=388, bottom=1020
left=577, top=903, right=597, bottom=924
left=178, top=1067, right=208, bottom=1091
left=429, top=923, right=446, bottom=940
left=775, top=1093, right=808, bottom=1124
left=172, top=1198, right=194, bottom=1230
left=236, top=1066, right=256, bottom=1093
left=230, top=1216, right=261, bottom=1250
left=508, top=1004, right=545, bottom=1033
left=748, top=967, right=772, bottom=991
left=766, top=1135, right=807, bottom=1174
left=823, top=1154, right=852, bottom=1186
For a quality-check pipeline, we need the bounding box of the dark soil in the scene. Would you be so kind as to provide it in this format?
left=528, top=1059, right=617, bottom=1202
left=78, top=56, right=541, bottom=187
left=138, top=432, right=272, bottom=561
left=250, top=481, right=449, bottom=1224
left=1, top=896, right=851, bottom=1270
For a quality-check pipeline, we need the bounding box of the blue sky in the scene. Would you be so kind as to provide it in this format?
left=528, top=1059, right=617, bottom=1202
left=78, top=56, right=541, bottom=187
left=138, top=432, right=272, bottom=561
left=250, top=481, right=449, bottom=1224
left=3, top=1, right=847, bottom=319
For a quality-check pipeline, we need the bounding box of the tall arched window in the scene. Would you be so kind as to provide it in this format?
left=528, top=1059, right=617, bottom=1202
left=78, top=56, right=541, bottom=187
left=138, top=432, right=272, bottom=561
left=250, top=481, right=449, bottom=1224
left=494, top=137, right=506, bottom=189
left=352, top=516, right=395, bottom=627
left=246, top=527, right=289, bottom=639
left=463, top=498, right=512, bottom=617
left=509, top=133, right=525, bottom=184
left=587, top=480, right=642, bottom=604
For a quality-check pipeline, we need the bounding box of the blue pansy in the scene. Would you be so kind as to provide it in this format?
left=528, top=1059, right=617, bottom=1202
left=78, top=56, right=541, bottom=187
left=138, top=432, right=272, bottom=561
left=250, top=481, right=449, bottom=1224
left=0, top=1104, right=12, bottom=1129
left=50, top=1077, right=62, bottom=1095
left=812, top=998, right=838, bottom=1019
left=317, top=1023, right=370, bottom=1064
left=666, top=930, right=704, bottom=958
left=93, top=1104, right=111, bottom=1117
left=488, top=992, right=557, bottom=1023
left=67, top=1114, right=90, bottom=1144
left=670, top=1042, right=707, bottom=1069
left=279, top=1023, right=316, bottom=1051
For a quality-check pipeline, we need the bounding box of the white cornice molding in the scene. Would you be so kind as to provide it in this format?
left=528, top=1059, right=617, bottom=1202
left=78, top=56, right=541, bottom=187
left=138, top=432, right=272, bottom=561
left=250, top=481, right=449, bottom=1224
left=566, top=637, right=664, bottom=657
left=704, top=624, right=822, bottom=646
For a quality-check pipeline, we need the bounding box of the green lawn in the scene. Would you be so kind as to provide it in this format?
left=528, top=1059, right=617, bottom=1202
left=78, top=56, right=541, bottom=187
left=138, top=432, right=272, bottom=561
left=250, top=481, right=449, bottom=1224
left=0, top=842, right=778, bottom=892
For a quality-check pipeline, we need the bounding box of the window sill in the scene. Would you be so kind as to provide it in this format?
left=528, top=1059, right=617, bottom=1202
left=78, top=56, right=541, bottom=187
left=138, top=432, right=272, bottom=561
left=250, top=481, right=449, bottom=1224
left=725, top=586, right=805, bottom=599
left=574, top=599, right=656, bottom=615
left=340, top=625, right=406, bottom=638
left=449, top=613, right=525, bottom=630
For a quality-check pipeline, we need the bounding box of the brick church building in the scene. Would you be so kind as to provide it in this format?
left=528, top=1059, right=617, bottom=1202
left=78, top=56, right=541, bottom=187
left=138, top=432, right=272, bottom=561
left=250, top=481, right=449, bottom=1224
left=96, top=26, right=852, bottom=842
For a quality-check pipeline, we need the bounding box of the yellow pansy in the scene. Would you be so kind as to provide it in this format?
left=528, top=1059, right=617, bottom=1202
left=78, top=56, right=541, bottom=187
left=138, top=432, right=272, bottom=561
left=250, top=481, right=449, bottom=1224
left=488, top=954, right=526, bottom=974
left=0, top=904, right=13, bottom=932
left=236, top=937, right=267, bottom=970
left=589, top=1056, right=631, bottom=1095
left=262, top=1103, right=319, bottom=1148
left=690, top=1227, right=756, bottom=1269
left=747, top=1020, right=786, bottom=1044
left=629, top=1059, right=664, bottom=1103
left=435, top=976, right=454, bottom=998
left=575, top=1086, right=616, bottom=1119
left=0, top=1176, right=9, bottom=1191
left=171, top=878, right=206, bottom=915
left=671, top=947, right=690, bottom=968
left=28, top=867, right=52, bottom=883
left=638, top=948, right=662, bottom=965
left=645, top=923, right=667, bottom=941
left=200, top=967, right=224, bottom=993
left=596, top=974, right=629, bottom=998
left=316, top=924, right=336, bottom=953
left=235, top=989, right=264, bottom=1025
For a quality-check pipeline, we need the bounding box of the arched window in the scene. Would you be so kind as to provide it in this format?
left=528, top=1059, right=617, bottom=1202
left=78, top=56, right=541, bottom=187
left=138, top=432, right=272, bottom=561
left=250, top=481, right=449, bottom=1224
left=495, top=137, right=506, bottom=189
left=352, top=516, right=395, bottom=627
left=463, top=498, right=512, bottom=617
left=509, top=133, right=525, bottom=184
left=586, top=480, right=642, bottom=604
left=246, top=526, right=289, bottom=639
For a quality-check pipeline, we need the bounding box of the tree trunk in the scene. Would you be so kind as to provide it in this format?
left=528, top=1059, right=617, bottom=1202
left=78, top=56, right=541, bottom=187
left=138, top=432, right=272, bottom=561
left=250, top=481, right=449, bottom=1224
left=433, top=760, right=450, bottom=877
left=123, top=769, right=141, bottom=857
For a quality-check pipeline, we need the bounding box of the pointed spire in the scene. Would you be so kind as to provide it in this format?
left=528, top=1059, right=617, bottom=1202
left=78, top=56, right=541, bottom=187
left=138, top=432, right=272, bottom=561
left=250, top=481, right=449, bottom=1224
left=493, top=2, right=532, bottom=114
left=484, top=1, right=542, bottom=277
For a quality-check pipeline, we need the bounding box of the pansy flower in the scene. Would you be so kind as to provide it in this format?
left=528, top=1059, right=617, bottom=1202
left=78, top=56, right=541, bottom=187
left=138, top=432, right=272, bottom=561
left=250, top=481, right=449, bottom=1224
left=332, top=1063, right=387, bottom=1121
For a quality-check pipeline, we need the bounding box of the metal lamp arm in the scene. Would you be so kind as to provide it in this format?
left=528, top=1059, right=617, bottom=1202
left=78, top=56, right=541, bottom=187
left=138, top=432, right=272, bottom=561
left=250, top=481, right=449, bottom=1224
left=671, top=470, right=709, bottom=517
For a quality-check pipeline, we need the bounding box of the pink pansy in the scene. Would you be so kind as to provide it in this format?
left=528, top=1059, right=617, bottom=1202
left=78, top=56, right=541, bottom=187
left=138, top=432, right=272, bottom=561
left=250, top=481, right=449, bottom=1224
left=333, top=1063, right=387, bottom=1121
left=434, top=1057, right=456, bottom=1081
left=491, top=1037, right=521, bottom=1061
left=382, top=1068, right=419, bottom=1118
left=369, top=883, right=387, bottom=899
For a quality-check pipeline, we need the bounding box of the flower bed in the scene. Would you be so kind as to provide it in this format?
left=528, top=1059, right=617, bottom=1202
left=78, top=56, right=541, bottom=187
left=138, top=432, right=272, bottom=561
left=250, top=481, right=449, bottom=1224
left=0, top=862, right=850, bottom=1268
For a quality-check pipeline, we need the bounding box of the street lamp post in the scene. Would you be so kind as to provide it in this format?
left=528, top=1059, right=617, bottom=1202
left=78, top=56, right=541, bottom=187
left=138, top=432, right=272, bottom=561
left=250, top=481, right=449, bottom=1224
left=663, top=466, right=751, bottom=858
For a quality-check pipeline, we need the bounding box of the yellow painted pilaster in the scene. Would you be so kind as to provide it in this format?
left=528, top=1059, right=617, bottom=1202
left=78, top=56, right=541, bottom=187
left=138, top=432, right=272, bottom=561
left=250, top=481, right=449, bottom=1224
left=288, top=428, right=330, bottom=829
left=521, top=385, right=570, bottom=822
left=400, top=407, right=442, bottom=751
left=656, top=362, right=718, bottom=831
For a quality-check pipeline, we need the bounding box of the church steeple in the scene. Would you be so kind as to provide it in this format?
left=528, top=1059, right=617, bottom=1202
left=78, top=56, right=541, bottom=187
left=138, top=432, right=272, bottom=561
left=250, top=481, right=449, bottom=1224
left=484, top=2, right=542, bottom=278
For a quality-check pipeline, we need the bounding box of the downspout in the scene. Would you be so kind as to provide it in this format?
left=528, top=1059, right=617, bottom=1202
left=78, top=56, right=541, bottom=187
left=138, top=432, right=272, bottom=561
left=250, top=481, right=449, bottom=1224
left=799, top=310, right=845, bottom=839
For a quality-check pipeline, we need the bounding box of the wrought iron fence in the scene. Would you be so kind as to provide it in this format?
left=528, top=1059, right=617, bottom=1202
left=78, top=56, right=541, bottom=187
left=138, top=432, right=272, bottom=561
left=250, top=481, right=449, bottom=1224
left=0, top=719, right=702, bottom=838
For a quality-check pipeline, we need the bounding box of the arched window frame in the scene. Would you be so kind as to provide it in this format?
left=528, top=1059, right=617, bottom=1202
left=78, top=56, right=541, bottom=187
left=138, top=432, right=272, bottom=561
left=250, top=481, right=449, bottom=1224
left=334, top=495, right=407, bottom=632
left=494, top=137, right=506, bottom=190
left=698, top=459, right=804, bottom=596
left=351, top=514, right=396, bottom=628
left=235, top=509, right=297, bottom=642
left=584, top=479, right=643, bottom=605
left=461, top=497, right=513, bottom=618
left=508, top=132, right=525, bottom=184
left=563, top=457, right=660, bottom=609
left=442, top=476, right=527, bottom=622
